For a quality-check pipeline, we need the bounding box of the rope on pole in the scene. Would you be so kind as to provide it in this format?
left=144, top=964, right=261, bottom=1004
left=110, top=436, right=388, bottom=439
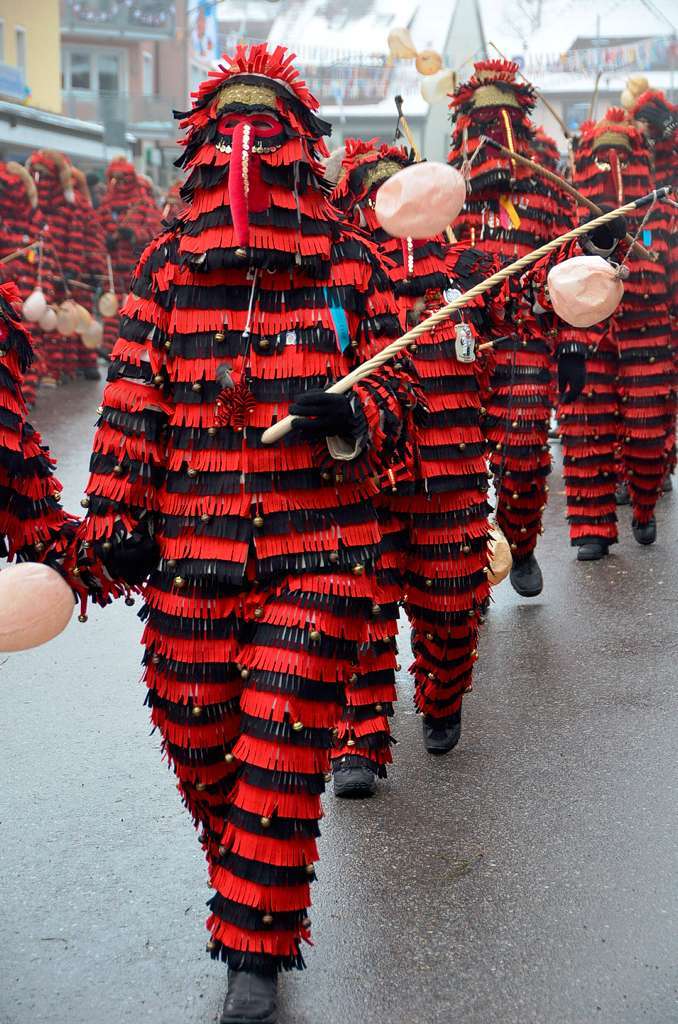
left=261, top=187, right=672, bottom=445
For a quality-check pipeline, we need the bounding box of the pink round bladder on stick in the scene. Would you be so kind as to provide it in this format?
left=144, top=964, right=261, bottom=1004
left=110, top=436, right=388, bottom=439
left=374, top=162, right=466, bottom=239
left=547, top=255, right=624, bottom=328
left=0, top=562, right=75, bottom=652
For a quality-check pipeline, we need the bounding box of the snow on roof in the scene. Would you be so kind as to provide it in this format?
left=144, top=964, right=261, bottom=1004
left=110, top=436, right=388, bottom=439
left=482, top=0, right=675, bottom=57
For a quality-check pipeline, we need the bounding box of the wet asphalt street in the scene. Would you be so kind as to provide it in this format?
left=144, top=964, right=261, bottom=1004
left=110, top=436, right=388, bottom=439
left=1, top=377, right=676, bottom=1024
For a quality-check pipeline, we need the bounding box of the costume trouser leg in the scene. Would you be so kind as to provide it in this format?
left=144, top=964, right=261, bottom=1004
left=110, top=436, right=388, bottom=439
left=483, top=341, right=552, bottom=561
left=559, top=346, right=620, bottom=546
left=617, top=344, right=675, bottom=525
left=331, top=505, right=401, bottom=772
left=142, top=566, right=394, bottom=974
left=405, top=493, right=490, bottom=721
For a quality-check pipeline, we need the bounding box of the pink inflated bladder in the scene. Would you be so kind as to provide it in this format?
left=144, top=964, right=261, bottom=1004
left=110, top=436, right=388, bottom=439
left=547, top=255, right=624, bottom=328
left=374, top=162, right=466, bottom=239
left=0, top=562, right=75, bottom=652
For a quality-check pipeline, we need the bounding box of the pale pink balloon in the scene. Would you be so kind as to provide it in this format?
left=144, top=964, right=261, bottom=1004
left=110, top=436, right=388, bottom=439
left=547, top=255, right=624, bottom=328
left=375, top=162, right=466, bottom=239
left=0, top=562, right=75, bottom=652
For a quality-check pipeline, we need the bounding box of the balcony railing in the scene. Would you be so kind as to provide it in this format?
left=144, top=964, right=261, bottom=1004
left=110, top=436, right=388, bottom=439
left=61, top=0, right=176, bottom=39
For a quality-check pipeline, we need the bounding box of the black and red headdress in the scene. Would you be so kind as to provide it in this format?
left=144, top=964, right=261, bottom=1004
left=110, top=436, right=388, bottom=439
left=331, top=138, right=412, bottom=223
left=448, top=59, right=537, bottom=193
left=174, top=44, right=333, bottom=271
left=575, top=108, right=651, bottom=205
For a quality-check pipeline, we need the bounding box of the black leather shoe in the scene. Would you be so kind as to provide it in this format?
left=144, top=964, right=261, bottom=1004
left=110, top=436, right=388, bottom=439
left=632, top=517, right=657, bottom=546
left=422, top=711, right=461, bottom=755
left=221, top=968, right=278, bottom=1024
left=332, top=756, right=378, bottom=798
left=509, top=553, right=543, bottom=597
left=615, top=481, right=630, bottom=505
left=577, top=540, right=610, bottom=561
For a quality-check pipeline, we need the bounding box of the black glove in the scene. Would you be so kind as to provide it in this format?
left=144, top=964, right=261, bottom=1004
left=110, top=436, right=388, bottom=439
left=583, top=210, right=627, bottom=255
left=289, top=389, right=361, bottom=441
left=96, top=524, right=159, bottom=587
left=635, top=98, right=677, bottom=140
left=558, top=352, right=586, bottom=404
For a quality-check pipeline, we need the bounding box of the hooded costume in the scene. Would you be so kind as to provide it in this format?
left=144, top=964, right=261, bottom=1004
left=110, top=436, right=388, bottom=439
left=97, top=158, right=163, bottom=353
left=74, top=46, right=415, bottom=1005
left=558, top=109, right=675, bottom=555
left=448, top=60, right=579, bottom=597
left=329, top=138, right=492, bottom=777
left=0, top=161, right=47, bottom=404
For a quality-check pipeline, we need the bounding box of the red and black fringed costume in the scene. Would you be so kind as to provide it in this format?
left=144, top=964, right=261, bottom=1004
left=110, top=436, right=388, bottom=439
left=558, top=109, right=675, bottom=550
left=533, top=126, right=561, bottom=173
left=97, top=159, right=163, bottom=354
left=26, top=150, right=80, bottom=384
left=629, top=88, right=678, bottom=477
left=448, top=60, right=576, bottom=592
left=330, top=138, right=492, bottom=767
left=76, top=46, right=415, bottom=981
left=65, top=166, right=108, bottom=379
left=0, top=281, right=75, bottom=563
left=0, top=161, right=47, bottom=405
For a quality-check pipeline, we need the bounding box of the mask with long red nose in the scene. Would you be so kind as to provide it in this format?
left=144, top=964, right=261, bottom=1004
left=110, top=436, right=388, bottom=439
left=215, top=111, right=285, bottom=251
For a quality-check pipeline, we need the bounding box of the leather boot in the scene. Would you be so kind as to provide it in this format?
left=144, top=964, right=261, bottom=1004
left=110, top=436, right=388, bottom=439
left=632, top=516, right=656, bottom=546
left=220, top=968, right=278, bottom=1024
left=577, top=540, right=610, bottom=561
left=332, top=755, right=378, bottom=798
left=422, top=710, right=461, bottom=755
left=509, top=552, right=543, bottom=597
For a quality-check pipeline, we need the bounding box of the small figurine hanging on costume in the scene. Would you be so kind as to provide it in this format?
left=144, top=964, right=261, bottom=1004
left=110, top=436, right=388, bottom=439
left=96, top=158, right=163, bottom=353
left=448, top=59, right=580, bottom=598
left=75, top=45, right=416, bottom=1024
left=328, top=138, right=492, bottom=793
left=558, top=108, right=675, bottom=559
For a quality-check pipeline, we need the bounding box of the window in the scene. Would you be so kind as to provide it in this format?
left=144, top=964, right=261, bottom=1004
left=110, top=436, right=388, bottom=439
left=69, top=51, right=91, bottom=91
left=15, top=26, right=26, bottom=71
left=142, top=51, right=153, bottom=96
left=98, top=53, right=120, bottom=94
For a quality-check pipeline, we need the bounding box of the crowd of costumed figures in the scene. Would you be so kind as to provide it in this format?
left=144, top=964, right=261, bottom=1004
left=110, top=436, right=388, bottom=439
left=0, top=154, right=177, bottom=405
left=0, top=48, right=675, bottom=1024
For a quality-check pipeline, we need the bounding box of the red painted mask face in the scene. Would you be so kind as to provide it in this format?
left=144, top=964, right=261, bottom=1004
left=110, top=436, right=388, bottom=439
left=593, top=144, right=630, bottom=204
left=217, top=110, right=287, bottom=251
left=472, top=104, right=523, bottom=148
left=216, top=112, right=286, bottom=153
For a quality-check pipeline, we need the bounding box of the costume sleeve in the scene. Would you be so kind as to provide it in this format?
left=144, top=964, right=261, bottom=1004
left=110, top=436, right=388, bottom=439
left=320, top=234, right=420, bottom=484
left=75, top=235, right=174, bottom=599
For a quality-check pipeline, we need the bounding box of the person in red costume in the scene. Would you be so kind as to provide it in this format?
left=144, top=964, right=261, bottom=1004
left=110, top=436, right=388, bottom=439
left=97, top=157, right=163, bottom=353
left=628, top=86, right=677, bottom=495
left=448, top=60, right=582, bottom=599
left=0, top=161, right=49, bottom=405
left=72, top=46, right=416, bottom=1023
left=65, top=165, right=108, bottom=380
left=0, top=281, right=77, bottom=564
left=26, top=149, right=82, bottom=385
left=558, top=109, right=675, bottom=558
left=327, top=138, right=492, bottom=794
